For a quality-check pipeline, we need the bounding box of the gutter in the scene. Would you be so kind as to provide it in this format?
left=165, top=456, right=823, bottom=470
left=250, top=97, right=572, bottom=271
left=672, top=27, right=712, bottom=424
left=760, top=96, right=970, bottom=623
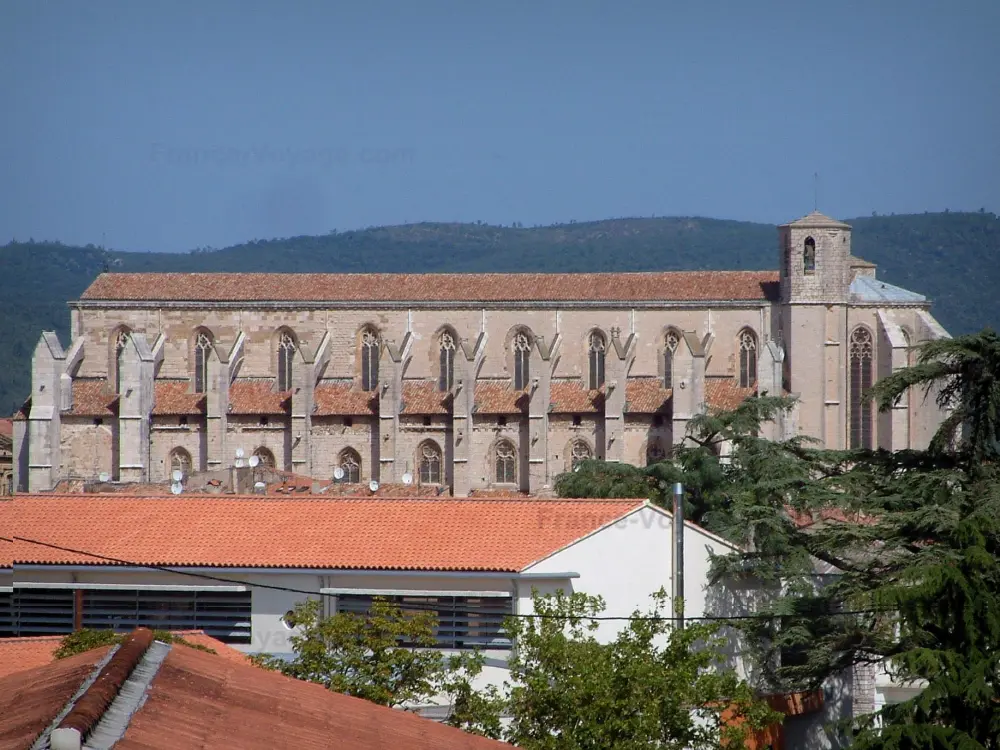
left=13, top=564, right=581, bottom=579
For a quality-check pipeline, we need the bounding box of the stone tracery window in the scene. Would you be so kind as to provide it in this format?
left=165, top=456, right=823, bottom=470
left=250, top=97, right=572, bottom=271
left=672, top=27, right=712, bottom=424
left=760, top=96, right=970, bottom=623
left=803, top=236, right=817, bottom=274
left=849, top=327, right=874, bottom=450
left=418, top=440, right=442, bottom=485
left=361, top=328, right=380, bottom=392
left=252, top=447, right=276, bottom=470
left=738, top=328, right=758, bottom=389
left=338, top=448, right=361, bottom=484
left=495, top=440, right=517, bottom=484
left=194, top=331, right=213, bottom=394
left=513, top=331, right=531, bottom=391
left=588, top=331, right=606, bottom=390
left=571, top=439, right=592, bottom=469
left=664, top=330, right=680, bottom=389
left=277, top=331, right=296, bottom=391
left=439, top=331, right=456, bottom=392
left=169, top=447, right=192, bottom=481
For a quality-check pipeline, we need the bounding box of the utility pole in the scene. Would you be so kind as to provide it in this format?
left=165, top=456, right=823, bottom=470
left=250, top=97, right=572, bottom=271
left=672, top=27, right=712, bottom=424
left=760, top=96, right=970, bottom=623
left=672, top=482, right=685, bottom=630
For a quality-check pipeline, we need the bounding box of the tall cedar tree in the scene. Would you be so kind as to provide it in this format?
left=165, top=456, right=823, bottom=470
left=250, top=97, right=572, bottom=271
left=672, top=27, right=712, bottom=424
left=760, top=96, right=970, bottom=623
left=556, top=330, right=1000, bottom=748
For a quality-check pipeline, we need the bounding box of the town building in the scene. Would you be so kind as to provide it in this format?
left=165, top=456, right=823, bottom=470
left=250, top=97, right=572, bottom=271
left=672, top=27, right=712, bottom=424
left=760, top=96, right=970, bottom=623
left=0, top=627, right=514, bottom=750
left=12, top=211, right=949, bottom=495
left=0, top=419, right=12, bottom=495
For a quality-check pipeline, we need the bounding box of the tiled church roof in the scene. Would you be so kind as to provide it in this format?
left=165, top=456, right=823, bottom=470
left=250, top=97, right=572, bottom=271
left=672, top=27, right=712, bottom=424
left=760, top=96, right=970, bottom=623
left=152, top=380, right=206, bottom=415
left=705, top=377, right=756, bottom=411
left=474, top=381, right=527, bottom=414
left=66, top=379, right=118, bottom=417
left=228, top=378, right=291, bottom=415
left=400, top=380, right=450, bottom=415
left=625, top=378, right=673, bottom=414
left=80, top=271, right=780, bottom=303
left=313, top=381, right=378, bottom=416
left=549, top=380, right=603, bottom=413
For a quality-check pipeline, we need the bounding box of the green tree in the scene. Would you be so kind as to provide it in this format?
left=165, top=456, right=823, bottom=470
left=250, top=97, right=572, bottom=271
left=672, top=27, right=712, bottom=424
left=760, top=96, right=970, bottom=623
left=249, top=598, right=486, bottom=714
left=456, top=589, right=777, bottom=749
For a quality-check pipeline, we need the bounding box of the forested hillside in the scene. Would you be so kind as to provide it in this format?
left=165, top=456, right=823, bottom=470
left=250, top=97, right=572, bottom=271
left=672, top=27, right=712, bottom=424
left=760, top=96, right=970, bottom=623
left=2, top=211, right=996, bottom=412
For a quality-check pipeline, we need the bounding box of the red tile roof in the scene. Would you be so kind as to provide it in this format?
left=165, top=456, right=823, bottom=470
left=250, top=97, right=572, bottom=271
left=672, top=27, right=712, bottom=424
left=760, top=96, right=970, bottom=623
left=119, top=640, right=512, bottom=750
left=228, top=378, right=290, bottom=415
left=0, top=495, right=645, bottom=572
left=0, top=418, right=11, bottom=439
left=705, top=377, right=756, bottom=411
left=0, top=631, right=247, bottom=681
left=549, top=380, right=603, bottom=413
left=0, top=636, right=65, bottom=679
left=313, top=380, right=378, bottom=416
left=474, top=381, right=526, bottom=415
left=66, top=379, right=118, bottom=417
left=319, top=482, right=446, bottom=498
left=401, top=380, right=450, bottom=415
left=152, top=380, right=206, bottom=415
left=81, top=272, right=780, bottom=304
left=625, top=378, right=673, bottom=414
left=0, top=646, right=113, bottom=750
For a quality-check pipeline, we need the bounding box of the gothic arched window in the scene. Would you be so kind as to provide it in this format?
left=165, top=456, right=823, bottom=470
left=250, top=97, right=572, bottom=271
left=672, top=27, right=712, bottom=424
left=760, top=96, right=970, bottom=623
left=849, top=327, right=874, bottom=450
left=664, top=330, right=680, bottom=389
left=588, top=331, right=606, bottom=390
left=169, top=447, right=192, bottom=481
left=571, top=439, right=592, bottom=469
left=738, top=328, right=758, bottom=389
left=194, top=330, right=213, bottom=394
left=277, top=331, right=296, bottom=391
left=361, top=328, right=380, bottom=392
left=495, top=440, right=517, bottom=484
left=253, top=447, right=276, bottom=470
left=418, top=440, right=442, bottom=485
left=114, top=328, right=131, bottom=393
left=513, top=331, right=531, bottom=391
left=338, top=448, right=361, bottom=484
left=804, top=237, right=816, bottom=274
left=439, top=331, right=456, bottom=392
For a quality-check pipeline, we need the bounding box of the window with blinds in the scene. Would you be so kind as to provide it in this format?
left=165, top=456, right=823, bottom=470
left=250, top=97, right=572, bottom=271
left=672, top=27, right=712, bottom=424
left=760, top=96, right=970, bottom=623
left=335, top=594, right=513, bottom=649
left=0, top=589, right=75, bottom=636
left=81, top=590, right=252, bottom=644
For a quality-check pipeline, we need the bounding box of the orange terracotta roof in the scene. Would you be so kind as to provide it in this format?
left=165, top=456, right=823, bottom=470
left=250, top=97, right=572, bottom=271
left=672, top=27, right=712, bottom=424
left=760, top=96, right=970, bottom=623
left=320, top=482, right=447, bottom=498
left=152, top=380, right=206, bottom=415
left=401, top=380, right=450, bottom=415
left=549, top=380, right=603, bottom=413
left=115, top=640, right=512, bottom=750
left=0, top=646, right=113, bottom=750
left=705, top=377, right=756, bottom=411
left=625, top=378, right=673, bottom=414
left=0, top=495, right=645, bottom=572
left=0, top=418, right=11, bottom=439
left=474, top=381, right=526, bottom=414
left=0, top=635, right=65, bottom=679
left=313, top=380, right=378, bottom=416
left=81, top=271, right=780, bottom=304
left=66, top=379, right=118, bottom=417
left=228, top=378, right=290, bottom=415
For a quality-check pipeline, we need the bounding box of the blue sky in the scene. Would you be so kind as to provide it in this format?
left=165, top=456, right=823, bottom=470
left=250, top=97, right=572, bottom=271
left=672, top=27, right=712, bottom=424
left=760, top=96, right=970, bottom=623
left=1, top=0, right=997, bottom=253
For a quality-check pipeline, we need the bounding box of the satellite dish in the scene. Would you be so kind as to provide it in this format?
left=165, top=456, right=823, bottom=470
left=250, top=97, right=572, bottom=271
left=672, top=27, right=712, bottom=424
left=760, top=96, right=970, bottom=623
left=369, top=480, right=379, bottom=493
left=401, top=472, right=413, bottom=486
left=235, top=447, right=245, bottom=459
left=170, top=482, right=183, bottom=495
left=254, top=481, right=266, bottom=493
left=248, top=455, right=260, bottom=468
left=171, top=469, right=183, bottom=483
left=98, top=472, right=110, bottom=483
left=333, top=466, right=345, bottom=480
left=235, top=458, right=245, bottom=468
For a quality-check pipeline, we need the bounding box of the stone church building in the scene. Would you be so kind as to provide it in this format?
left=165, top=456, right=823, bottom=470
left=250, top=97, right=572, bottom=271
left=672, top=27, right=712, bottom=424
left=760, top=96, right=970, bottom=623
left=13, top=212, right=949, bottom=496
